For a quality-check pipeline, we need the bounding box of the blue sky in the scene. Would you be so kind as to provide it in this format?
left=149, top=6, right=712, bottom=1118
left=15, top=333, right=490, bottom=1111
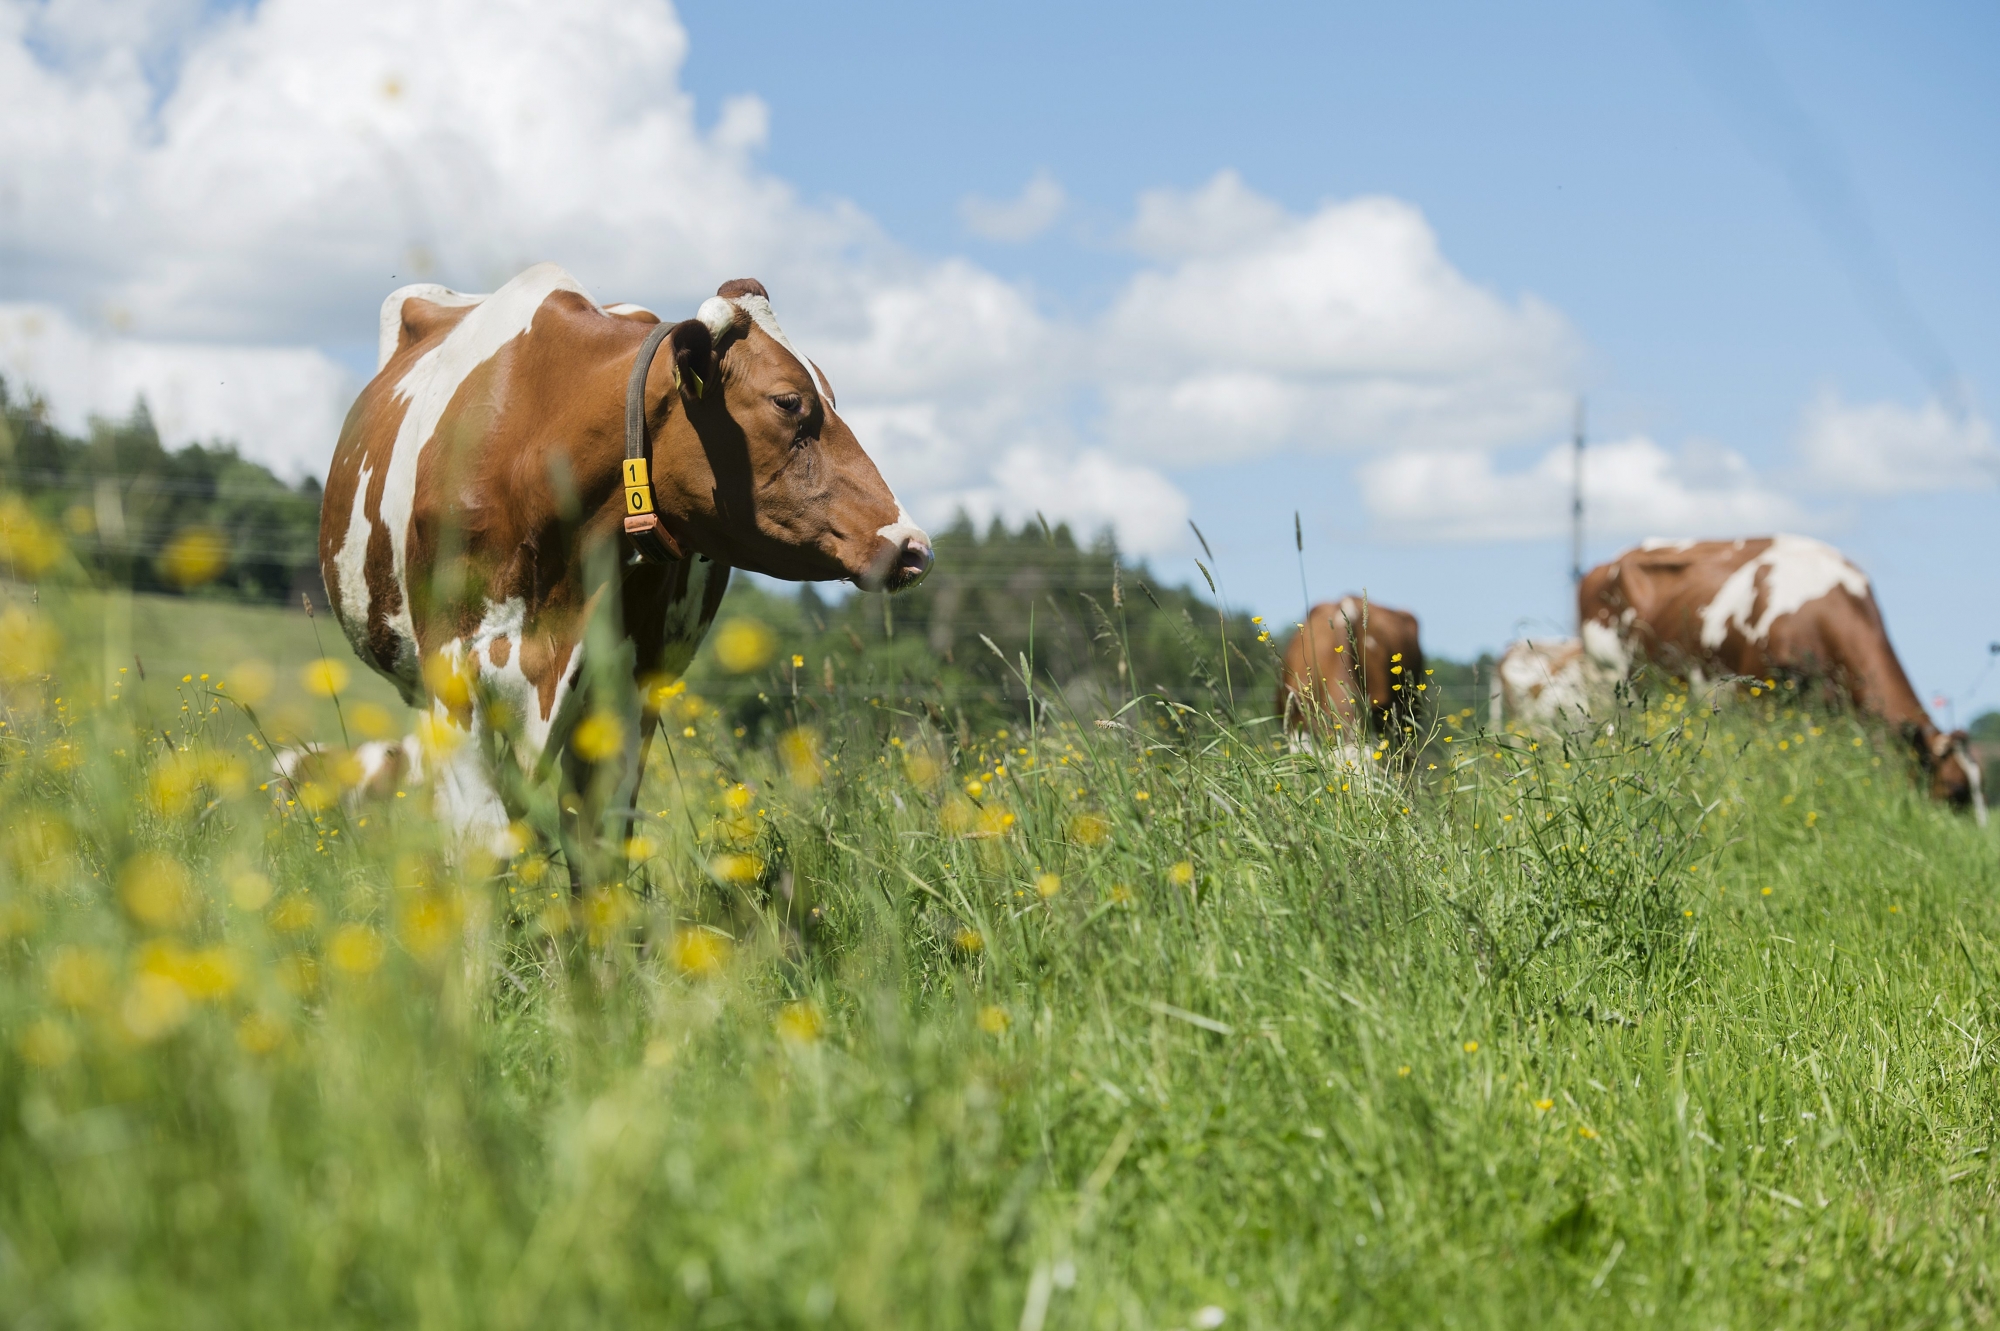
left=2, top=0, right=1994, bottom=714
left=676, top=0, right=1999, bottom=709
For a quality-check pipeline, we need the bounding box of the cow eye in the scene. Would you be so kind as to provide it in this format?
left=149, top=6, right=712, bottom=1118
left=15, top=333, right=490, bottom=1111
left=773, top=393, right=803, bottom=415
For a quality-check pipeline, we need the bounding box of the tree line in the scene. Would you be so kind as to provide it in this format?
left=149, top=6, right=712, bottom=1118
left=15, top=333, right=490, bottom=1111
left=0, top=376, right=1495, bottom=729
left=0, top=377, right=323, bottom=603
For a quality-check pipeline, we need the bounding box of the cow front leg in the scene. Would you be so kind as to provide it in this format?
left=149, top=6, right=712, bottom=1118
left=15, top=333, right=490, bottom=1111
left=552, top=700, right=649, bottom=894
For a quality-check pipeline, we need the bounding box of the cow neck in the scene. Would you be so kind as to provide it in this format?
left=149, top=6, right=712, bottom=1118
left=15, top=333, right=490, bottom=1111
left=621, top=321, right=690, bottom=564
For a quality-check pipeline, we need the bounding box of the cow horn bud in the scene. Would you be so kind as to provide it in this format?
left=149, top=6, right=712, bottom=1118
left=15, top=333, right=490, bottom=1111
left=696, top=296, right=738, bottom=343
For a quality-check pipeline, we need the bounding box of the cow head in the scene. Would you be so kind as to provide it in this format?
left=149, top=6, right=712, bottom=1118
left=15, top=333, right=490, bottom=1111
left=651, top=279, right=931, bottom=591
left=1918, top=726, right=1988, bottom=822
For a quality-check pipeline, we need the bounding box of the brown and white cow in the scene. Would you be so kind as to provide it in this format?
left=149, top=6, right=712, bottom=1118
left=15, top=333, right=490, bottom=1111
left=1491, top=625, right=1628, bottom=730
left=272, top=736, right=423, bottom=809
left=319, top=264, right=931, bottom=849
left=1580, top=535, right=1984, bottom=818
left=1276, top=596, right=1425, bottom=761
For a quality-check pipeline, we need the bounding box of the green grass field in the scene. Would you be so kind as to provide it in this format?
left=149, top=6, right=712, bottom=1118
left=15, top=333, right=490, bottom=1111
left=3, top=581, right=1998, bottom=1328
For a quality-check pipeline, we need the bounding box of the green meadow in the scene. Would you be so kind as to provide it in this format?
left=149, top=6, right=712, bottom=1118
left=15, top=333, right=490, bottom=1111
left=2, top=572, right=1998, bottom=1330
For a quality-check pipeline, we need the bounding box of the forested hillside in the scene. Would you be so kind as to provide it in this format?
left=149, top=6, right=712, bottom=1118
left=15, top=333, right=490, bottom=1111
left=0, top=375, right=1485, bottom=727
left=685, top=517, right=1487, bottom=734
left=0, top=378, right=324, bottom=603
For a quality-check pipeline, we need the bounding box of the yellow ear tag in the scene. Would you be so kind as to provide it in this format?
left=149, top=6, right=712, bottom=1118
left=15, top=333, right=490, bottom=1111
left=623, top=457, right=655, bottom=514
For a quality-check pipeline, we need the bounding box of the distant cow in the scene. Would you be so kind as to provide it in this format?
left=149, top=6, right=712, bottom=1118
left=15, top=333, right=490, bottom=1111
left=319, top=265, right=932, bottom=854
left=1580, top=535, right=1983, bottom=818
left=273, top=737, right=423, bottom=808
left=1491, top=623, right=1628, bottom=729
left=1277, top=597, right=1425, bottom=753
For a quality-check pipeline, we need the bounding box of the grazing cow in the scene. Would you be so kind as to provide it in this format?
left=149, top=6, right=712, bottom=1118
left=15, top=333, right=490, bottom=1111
left=273, top=736, right=423, bottom=809
left=1276, top=597, right=1425, bottom=758
left=1491, top=624, right=1628, bottom=729
left=1580, top=535, right=1983, bottom=819
left=319, top=264, right=932, bottom=854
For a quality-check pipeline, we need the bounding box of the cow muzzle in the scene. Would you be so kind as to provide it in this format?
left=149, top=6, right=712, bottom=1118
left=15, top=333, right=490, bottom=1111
left=859, top=529, right=933, bottom=593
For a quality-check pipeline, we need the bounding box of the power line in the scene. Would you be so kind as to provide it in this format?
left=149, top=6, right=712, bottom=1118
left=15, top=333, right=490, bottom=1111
left=1570, top=395, right=1586, bottom=593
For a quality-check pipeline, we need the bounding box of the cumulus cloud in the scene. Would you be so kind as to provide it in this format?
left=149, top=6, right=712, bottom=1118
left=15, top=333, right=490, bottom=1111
left=0, top=0, right=855, bottom=343
left=1796, top=389, right=1998, bottom=495
left=1099, top=172, right=1581, bottom=467
left=931, top=447, right=1191, bottom=555
left=1359, top=436, right=1801, bottom=543
left=959, top=170, right=1067, bottom=244
left=0, top=304, right=352, bottom=478
left=0, top=3, right=1595, bottom=558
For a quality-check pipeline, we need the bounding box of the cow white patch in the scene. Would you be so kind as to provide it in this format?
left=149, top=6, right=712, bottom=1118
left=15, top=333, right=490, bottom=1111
left=1580, top=619, right=1631, bottom=675
left=874, top=502, right=928, bottom=552
left=376, top=283, right=485, bottom=371
left=331, top=457, right=377, bottom=661
left=698, top=292, right=841, bottom=406
left=1500, top=639, right=1582, bottom=720
left=1697, top=535, right=1870, bottom=649
left=356, top=737, right=422, bottom=789
left=1640, top=536, right=1694, bottom=552
left=424, top=620, right=530, bottom=854
left=1497, top=636, right=1624, bottom=728
left=1958, top=746, right=1988, bottom=827
left=602, top=302, right=657, bottom=320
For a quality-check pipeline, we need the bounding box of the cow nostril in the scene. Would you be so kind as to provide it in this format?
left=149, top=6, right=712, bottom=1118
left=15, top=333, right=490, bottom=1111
left=896, top=538, right=933, bottom=584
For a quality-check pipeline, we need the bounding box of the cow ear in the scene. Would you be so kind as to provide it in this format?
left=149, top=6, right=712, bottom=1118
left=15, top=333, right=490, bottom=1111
left=667, top=318, right=716, bottom=402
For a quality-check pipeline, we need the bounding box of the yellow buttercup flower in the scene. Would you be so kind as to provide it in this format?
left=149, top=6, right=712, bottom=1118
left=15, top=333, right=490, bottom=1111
left=1070, top=812, right=1110, bottom=846
left=571, top=711, right=625, bottom=763
left=776, top=1000, right=824, bottom=1044
left=269, top=896, right=319, bottom=934
left=328, top=924, right=385, bottom=974
left=301, top=657, right=350, bottom=698
left=710, top=852, right=765, bottom=885
left=669, top=929, right=731, bottom=978
left=120, top=853, right=191, bottom=929
left=159, top=527, right=228, bottom=587
left=121, top=972, right=190, bottom=1042
left=711, top=618, right=776, bottom=673
left=236, top=1012, right=287, bottom=1054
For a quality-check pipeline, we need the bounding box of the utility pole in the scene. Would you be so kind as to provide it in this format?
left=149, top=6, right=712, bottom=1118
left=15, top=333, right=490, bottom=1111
left=1569, top=395, right=1586, bottom=590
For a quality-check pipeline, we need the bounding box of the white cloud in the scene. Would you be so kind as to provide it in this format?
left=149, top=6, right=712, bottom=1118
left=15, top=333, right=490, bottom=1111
left=1, top=0, right=860, bottom=343
left=1098, top=172, right=1581, bottom=467
left=930, top=446, right=1191, bottom=556
left=959, top=169, right=1067, bottom=244
left=1796, top=389, right=1998, bottom=494
left=0, top=3, right=1597, bottom=558
left=0, top=304, right=352, bottom=478
left=1127, top=169, right=1291, bottom=260
left=1359, top=435, right=1801, bottom=543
